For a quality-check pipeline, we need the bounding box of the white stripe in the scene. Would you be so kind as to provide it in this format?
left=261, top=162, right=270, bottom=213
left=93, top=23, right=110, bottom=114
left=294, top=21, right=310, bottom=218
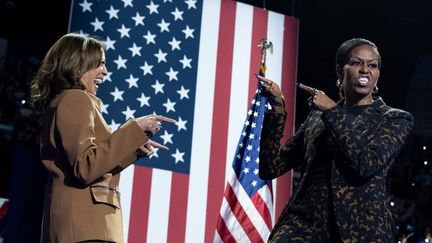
left=213, top=231, right=223, bottom=243
left=146, top=169, right=172, bottom=243
left=228, top=176, right=271, bottom=240
left=257, top=185, right=274, bottom=220
left=271, top=179, right=277, bottom=225
left=119, top=165, right=135, bottom=242
left=266, top=11, right=285, bottom=88
left=266, top=12, right=286, bottom=223
left=257, top=185, right=274, bottom=236
left=218, top=196, right=251, bottom=243
left=184, top=0, right=221, bottom=242
left=67, top=0, right=75, bottom=32
left=287, top=16, right=298, bottom=201
left=225, top=2, right=254, bottom=186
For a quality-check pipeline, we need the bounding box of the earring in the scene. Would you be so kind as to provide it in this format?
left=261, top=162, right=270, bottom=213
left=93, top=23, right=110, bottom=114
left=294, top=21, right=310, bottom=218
left=336, top=79, right=344, bottom=99
left=373, top=86, right=379, bottom=94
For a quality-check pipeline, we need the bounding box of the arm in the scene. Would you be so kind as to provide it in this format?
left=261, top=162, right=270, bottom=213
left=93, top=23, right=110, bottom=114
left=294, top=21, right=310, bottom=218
left=56, top=90, right=148, bottom=185
left=322, top=107, right=414, bottom=180
left=259, top=110, right=307, bottom=179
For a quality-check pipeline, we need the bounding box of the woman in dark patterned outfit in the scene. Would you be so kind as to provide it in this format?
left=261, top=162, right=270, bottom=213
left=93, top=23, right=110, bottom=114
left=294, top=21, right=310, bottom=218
left=256, top=38, right=414, bottom=242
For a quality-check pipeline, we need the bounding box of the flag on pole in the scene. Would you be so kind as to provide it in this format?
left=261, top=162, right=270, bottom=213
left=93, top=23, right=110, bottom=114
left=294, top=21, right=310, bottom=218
left=69, top=0, right=298, bottom=242
left=214, top=57, right=273, bottom=243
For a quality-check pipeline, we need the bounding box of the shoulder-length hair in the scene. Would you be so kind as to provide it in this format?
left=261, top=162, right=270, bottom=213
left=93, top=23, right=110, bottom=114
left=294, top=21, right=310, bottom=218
left=31, top=33, right=106, bottom=110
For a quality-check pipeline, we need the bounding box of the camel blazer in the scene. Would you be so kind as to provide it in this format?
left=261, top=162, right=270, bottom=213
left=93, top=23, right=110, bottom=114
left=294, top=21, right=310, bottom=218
left=40, top=90, right=148, bottom=243
left=259, top=97, right=414, bottom=242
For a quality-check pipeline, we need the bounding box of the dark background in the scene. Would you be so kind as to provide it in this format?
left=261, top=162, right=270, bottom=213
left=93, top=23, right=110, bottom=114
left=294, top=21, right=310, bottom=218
left=0, top=0, right=431, bottom=242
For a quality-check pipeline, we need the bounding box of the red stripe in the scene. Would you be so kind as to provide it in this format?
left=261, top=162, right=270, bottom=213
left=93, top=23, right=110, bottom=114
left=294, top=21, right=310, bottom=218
left=251, top=190, right=272, bottom=230
left=167, top=173, right=189, bottom=242
left=248, top=8, right=269, bottom=103
left=204, top=0, right=237, bottom=242
left=128, top=166, right=152, bottom=243
left=224, top=183, right=264, bottom=243
left=215, top=212, right=237, bottom=243
left=275, top=16, right=299, bottom=219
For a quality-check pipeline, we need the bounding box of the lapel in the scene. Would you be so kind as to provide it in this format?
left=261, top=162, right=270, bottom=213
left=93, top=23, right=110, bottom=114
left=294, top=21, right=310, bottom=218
left=304, top=110, right=325, bottom=145
left=303, top=110, right=326, bottom=166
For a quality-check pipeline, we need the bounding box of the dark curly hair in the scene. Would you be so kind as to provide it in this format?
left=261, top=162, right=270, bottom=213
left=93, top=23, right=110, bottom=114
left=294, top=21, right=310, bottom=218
left=30, top=33, right=106, bottom=110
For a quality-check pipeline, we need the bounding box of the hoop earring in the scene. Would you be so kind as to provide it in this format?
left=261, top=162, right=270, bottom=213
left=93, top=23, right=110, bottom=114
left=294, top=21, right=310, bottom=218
left=373, top=86, right=379, bottom=94
left=336, top=79, right=344, bottom=99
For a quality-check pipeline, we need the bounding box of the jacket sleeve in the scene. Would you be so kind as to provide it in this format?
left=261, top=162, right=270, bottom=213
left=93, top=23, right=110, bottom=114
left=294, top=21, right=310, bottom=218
left=259, top=110, right=307, bottom=180
left=322, top=106, right=414, bottom=180
left=56, top=90, right=148, bottom=185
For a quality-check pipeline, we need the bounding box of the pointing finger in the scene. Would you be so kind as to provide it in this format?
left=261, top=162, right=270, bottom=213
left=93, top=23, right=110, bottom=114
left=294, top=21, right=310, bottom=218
left=139, top=145, right=153, bottom=155
left=297, top=82, right=317, bottom=95
left=148, top=140, right=169, bottom=151
left=255, top=74, right=273, bottom=86
left=155, top=115, right=177, bottom=124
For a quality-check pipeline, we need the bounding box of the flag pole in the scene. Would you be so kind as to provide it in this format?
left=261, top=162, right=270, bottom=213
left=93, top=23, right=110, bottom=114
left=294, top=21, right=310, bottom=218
left=257, top=38, right=273, bottom=76
left=214, top=38, right=276, bottom=242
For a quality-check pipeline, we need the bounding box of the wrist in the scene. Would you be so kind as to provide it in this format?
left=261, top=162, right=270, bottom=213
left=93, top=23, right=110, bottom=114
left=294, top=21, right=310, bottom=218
left=272, top=105, right=285, bottom=113
left=274, top=96, right=285, bottom=108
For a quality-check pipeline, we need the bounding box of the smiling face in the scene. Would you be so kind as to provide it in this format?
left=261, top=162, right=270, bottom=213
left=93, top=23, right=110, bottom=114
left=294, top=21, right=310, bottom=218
left=80, top=49, right=107, bottom=95
left=337, top=44, right=380, bottom=105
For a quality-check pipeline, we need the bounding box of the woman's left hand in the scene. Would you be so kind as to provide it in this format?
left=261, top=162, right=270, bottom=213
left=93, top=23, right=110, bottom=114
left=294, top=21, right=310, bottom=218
left=298, top=83, right=337, bottom=111
left=138, top=139, right=169, bottom=157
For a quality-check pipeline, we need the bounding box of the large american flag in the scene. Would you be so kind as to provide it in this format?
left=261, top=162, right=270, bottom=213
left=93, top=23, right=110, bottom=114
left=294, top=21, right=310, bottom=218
left=69, top=0, right=298, bottom=242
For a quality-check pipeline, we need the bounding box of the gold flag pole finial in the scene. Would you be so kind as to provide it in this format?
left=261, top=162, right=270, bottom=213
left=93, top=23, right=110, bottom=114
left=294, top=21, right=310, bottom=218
left=257, top=38, right=273, bottom=66
left=257, top=39, right=273, bottom=76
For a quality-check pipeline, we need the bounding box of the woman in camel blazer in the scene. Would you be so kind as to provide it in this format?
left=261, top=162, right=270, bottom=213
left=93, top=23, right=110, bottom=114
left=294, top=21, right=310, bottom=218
left=31, top=33, right=175, bottom=243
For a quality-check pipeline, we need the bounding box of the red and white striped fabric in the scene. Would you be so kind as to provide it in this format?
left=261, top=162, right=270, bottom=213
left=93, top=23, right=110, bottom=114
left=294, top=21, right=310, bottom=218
left=117, top=1, right=299, bottom=242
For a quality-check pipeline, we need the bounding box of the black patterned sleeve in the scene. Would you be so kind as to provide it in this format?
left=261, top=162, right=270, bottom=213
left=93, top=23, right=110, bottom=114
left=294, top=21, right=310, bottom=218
left=322, top=107, right=414, bottom=180
left=259, top=110, right=306, bottom=180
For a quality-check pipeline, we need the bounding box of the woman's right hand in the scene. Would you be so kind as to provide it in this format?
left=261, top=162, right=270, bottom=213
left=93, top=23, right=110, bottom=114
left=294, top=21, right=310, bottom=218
left=138, top=139, right=169, bottom=157
left=297, top=83, right=336, bottom=111
left=135, top=114, right=176, bottom=135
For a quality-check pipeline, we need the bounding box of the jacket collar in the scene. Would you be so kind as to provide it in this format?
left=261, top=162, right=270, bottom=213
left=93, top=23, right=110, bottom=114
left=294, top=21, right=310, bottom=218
left=342, top=96, right=388, bottom=133
left=49, top=89, right=102, bottom=112
left=337, top=96, right=387, bottom=112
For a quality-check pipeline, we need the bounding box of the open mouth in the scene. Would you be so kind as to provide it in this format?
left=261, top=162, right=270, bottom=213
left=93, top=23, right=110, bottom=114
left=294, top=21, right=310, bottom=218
left=94, top=79, right=102, bottom=91
left=358, top=77, right=369, bottom=87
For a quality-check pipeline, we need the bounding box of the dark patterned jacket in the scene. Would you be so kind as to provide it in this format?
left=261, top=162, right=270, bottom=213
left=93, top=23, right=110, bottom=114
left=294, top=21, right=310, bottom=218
left=259, top=97, right=414, bottom=242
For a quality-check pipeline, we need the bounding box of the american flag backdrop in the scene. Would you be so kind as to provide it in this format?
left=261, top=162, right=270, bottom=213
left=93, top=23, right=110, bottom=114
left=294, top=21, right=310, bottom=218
left=69, top=0, right=298, bottom=242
